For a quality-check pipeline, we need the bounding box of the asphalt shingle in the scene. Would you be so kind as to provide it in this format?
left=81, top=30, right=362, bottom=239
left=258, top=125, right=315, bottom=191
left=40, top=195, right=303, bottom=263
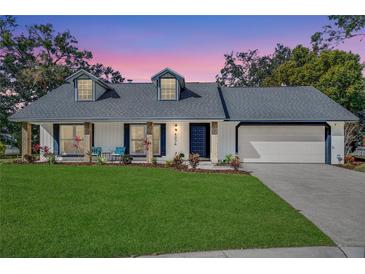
left=10, top=84, right=358, bottom=122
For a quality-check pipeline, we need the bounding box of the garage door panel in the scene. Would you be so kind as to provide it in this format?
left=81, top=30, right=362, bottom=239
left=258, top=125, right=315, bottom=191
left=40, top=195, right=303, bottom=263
left=238, top=126, right=325, bottom=163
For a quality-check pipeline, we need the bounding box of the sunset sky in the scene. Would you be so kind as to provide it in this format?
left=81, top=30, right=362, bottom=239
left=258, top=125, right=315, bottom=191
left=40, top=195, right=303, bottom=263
left=17, top=16, right=364, bottom=82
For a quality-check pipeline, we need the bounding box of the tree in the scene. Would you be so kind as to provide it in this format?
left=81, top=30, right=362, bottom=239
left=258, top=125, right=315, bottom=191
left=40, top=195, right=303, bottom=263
left=344, top=122, right=361, bottom=155
left=0, top=16, right=125, bottom=145
left=264, top=45, right=365, bottom=114
left=216, top=43, right=291, bottom=87
left=311, top=16, right=365, bottom=51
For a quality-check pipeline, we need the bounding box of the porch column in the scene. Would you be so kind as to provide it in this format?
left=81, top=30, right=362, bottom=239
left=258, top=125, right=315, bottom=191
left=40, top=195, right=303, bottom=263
left=211, top=121, right=218, bottom=164
left=84, top=122, right=92, bottom=162
left=146, top=121, right=153, bottom=163
left=21, top=122, right=32, bottom=158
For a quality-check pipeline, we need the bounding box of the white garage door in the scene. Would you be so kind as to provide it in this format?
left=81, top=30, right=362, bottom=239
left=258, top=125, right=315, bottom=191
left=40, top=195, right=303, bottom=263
left=238, top=125, right=325, bottom=163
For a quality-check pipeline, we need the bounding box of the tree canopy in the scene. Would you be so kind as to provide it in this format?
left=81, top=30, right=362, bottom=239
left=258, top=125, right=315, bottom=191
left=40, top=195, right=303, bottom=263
left=263, top=45, right=365, bottom=113
left=311, top=16, right=365, bottom=51
left=0, top=16, right=125, bottom=141
left=217, top=16, right=365, bottom=115
left=216, top=44, right=291, bottom=87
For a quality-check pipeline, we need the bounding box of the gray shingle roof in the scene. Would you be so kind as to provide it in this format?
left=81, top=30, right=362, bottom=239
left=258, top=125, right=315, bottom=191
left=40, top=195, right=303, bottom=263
left=10, top=82, right=226, bottom=122
left=221, top=86, right=358, bottom=121
left=10, top=84, right=358, bottom=122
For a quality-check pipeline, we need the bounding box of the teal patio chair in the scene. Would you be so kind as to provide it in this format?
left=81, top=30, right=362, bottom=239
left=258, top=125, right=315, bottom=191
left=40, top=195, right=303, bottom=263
left=91, top=147, right=102, bottom=157
left=112, top=147, right=126, bottom=162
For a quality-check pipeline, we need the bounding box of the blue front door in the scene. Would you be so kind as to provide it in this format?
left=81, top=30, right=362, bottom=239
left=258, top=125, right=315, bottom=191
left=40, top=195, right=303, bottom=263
left=190, top=124, right=210, bottom=158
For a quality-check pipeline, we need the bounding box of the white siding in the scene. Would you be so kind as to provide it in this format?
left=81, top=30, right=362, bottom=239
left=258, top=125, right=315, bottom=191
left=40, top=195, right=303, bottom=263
left=238, top=125, right=325, bottom=163
left=218, top=121, right=238, bottom=160
left=327, top=121, right=345, bottom=164
left=39, top=123, right=54, bottom=161
left=163, top=122, right=190, bottom=160
left=94, top=122, right=124, bottom=152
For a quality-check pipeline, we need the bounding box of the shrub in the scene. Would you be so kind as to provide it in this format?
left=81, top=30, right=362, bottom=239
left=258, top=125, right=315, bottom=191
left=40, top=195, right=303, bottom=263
left=229, top=155, right=241, bottom=171
left=45, top=153, right=56, bottom=165
left=24, top=154, right=35, bottom=163
left=345, top=155, right=355, bottom=164
left=188, top=153, right=200, bottom=169
left=165, top=160, right=173, bottom=167
left=122, top=154, right=133, bottom=164
left=173, top=153, right=185, bottom=169
left=223, top=154, right=234, bottom=165
left=0, top=141, right=5, bottom=157
left=151, top=157, right=157, bottom=165
left=96, top=156, right=107, bottom=165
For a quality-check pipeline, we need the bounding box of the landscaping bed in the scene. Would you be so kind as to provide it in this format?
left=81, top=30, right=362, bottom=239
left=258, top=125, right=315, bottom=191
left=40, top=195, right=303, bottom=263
left=338, top=162, right=365, bottom=173
left=0, top=164, right=333, bottom=257
left=5, top=160, right=251, bottom=175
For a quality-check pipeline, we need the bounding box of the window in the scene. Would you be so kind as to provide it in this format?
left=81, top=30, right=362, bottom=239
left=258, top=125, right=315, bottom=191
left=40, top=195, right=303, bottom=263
left=152, top=125, right=160, bottom=155
left=60, top=125, right=84, bottom=156
left=130, top=124, right=161, bottom=155
left=160, top=78, right=177, bottom=100
left=130, top=125, right=146, bottom=155
left=77, top=79, right=93, bottom=100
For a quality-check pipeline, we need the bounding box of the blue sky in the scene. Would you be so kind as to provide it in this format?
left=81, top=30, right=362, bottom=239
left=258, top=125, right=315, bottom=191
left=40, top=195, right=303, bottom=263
left=16, top=16, right=365, bottom=82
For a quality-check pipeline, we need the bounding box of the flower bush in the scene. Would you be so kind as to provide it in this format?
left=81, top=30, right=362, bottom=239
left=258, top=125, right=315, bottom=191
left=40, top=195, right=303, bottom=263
left=152, top=157, right=157, bottom=165
left=32, top=144, right=55, bottom=164
left=172, top=152, right=185, bottom=169
left=143, top=138, right=151, bottom=152
left=229, top=155, right=241, bottom=171
left=188, top=153, right=200, bottom=169
left=345, top=155, right=355, bottom=164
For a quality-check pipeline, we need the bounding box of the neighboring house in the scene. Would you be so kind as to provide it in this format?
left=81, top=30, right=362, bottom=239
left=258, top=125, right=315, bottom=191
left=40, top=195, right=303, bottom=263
left=10, top=68, right=358, bottom=164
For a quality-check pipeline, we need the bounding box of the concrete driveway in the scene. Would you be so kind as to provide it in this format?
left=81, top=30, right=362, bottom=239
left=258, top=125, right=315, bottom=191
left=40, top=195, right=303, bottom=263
left=244, top=163, right=365, bottom=250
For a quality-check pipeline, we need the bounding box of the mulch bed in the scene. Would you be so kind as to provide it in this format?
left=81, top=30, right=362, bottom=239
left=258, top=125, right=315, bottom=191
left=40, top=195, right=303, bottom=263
left=9, top=161, right=250, bottom=175
left=337, top=161, right=364, bottom=170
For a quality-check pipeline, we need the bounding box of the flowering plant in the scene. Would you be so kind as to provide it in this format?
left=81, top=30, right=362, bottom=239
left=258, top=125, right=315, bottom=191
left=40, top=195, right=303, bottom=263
left=32, top=144, right=54, bottom=164
left=144, top=138, right=151, bottom=152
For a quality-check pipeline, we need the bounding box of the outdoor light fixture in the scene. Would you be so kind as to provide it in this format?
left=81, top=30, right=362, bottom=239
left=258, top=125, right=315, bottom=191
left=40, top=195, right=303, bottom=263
left=174, top=124, right=178, bottom=145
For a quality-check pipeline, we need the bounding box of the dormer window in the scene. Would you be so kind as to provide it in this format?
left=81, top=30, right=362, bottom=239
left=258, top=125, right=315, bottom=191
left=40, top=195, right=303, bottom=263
left=160, top=78, right=177, bottom=100
left=151, top=68, right=185, bottom=101
left=77, top=79, right=93, bottom=101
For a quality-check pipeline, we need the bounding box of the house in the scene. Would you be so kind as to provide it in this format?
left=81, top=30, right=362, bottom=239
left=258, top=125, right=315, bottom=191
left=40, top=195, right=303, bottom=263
left=10, top=68, right=358, bottom=164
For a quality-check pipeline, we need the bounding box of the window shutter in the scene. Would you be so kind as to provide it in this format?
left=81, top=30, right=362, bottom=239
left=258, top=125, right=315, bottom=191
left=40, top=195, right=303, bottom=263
left=92, top=123, right=95, bottom=147
left=161, top=124, right=166, bottom=156
left=124, top=124, right=130, bottom=154
left=53, top=124, right=60, bottom=155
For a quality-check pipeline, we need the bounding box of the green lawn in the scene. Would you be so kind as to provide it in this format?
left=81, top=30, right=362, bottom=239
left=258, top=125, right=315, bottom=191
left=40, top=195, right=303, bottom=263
left=0, top=164, right=333, bottom=257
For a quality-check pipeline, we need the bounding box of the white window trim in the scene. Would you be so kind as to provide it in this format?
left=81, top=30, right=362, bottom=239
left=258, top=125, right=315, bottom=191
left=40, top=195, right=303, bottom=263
left=160, top=78, right=177, bottom=101
left=76, top=79, right=94, bottom=101
left=129, top=124, right=161, bottom=156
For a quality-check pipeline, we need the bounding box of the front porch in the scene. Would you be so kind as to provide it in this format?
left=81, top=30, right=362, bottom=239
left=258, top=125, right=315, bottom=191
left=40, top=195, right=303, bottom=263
left=22, top=121, right=220, bottom=164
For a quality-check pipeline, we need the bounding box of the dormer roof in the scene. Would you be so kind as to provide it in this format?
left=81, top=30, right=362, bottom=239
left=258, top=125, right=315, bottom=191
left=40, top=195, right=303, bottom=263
left=151, top=67, right=185, bottom=89
left=66, top=69, right=111, bottom=90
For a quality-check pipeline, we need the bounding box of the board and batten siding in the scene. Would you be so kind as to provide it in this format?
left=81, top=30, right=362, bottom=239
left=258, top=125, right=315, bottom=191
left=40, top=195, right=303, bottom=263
left=94, top=122, right=124, bottom=152
left=218, top=121, right=238, bottom=160
left=163, top=122, right=189, bottom=160
left=39, top=123, right=54, bottom=161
